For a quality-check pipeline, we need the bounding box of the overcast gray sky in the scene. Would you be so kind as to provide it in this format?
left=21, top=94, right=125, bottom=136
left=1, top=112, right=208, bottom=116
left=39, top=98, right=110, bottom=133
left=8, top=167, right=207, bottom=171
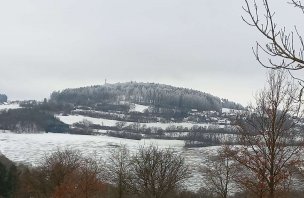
left=0, top=0, right=302, bottom=105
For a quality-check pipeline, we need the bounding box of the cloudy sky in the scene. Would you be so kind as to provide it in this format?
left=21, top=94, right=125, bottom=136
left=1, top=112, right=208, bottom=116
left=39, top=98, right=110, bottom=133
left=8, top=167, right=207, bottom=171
left=0, top=0, right=302, bottom=105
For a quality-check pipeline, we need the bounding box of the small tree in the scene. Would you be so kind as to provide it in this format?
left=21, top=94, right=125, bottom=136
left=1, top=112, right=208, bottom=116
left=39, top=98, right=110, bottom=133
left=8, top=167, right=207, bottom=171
left=105, top=145, right=132, bottom=198
left=231, top=71, right=303, bottom=198
left=201, top=146, right=237, bottom=198
left=52, top=157, right=106, bottom=198
left=42, top=149, right=82, bottom=189
left=20, top=149, right=106, bottom=197
left=130, top=145, right=189, bottom=198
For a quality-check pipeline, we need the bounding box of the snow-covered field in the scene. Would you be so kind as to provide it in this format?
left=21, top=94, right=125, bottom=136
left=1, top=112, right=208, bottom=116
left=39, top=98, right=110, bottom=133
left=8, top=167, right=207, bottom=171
left=0, top=132, right=184, bottom=165
left=129, top=104, right=149, bottom=113
left=0, top=131, right=217, bottom=191
left=0, top=103, right=20, bottom=111
left=57, top=115, right=118, bottom=126
left=57, top=114, right=223, bottom=130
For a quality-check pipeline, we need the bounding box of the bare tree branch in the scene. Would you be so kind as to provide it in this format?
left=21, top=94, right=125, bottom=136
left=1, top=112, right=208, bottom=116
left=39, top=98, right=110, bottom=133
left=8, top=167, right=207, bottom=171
left=230, top=70, right=304, bottom=198
left=289, top=0, right=304, bottom=13
left=243, top=0, right=304, bottom=83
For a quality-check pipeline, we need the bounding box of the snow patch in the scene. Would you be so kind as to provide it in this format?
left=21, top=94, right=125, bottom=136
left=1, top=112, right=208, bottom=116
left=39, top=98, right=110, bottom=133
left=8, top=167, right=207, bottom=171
left=129, top=104, right=149, bottom=113
left=0, top=103, right=20, bottom=111
left=57, top=114, right=117, bottom=126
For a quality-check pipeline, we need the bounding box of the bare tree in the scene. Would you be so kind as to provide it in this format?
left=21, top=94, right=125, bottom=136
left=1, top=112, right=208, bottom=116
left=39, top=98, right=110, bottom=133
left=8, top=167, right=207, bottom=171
left=41, top=149, right=82, bottom=188
left=230, top=71, right=303, bottom=198
left=52, top=156, right=106, bottom=198
left=20, top=149, right=106, bottom=198
left=130, top=145, right=189, bottom=198
left=243, top=0, right=304, bottom=87
left=105, top=145, right=132, bottom=198
left=201, top=145, right=237, bottom=198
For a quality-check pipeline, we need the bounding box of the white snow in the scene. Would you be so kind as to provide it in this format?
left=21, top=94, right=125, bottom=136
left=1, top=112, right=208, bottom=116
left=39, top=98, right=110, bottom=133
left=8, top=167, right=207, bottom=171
left=0, top=131, right=217, bottom=191
left=222, top=108, right=231, bottom=113
left=222, top=108, right=246, bottom=115
left=57, top=114, right=118, bottom=126
left=0, top=132, right=184, bottom=166
left=129, top=104, right=149, bottom=113
left=57, top=114, right=223, bottom=130
left=0, top=103, right=20, bottom=111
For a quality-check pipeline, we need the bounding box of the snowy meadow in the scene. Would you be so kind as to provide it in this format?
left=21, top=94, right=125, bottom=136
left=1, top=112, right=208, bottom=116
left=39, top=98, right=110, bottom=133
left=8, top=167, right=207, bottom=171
left=0, top=131, right=218, bottom=191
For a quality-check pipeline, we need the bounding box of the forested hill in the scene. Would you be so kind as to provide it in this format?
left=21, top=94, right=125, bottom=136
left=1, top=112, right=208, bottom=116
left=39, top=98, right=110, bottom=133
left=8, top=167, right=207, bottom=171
left=50, top=82, right=243, bottom=112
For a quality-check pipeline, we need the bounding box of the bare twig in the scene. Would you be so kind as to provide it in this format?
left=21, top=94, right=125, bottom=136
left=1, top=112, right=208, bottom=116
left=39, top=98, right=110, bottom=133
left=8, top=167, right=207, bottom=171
left=243, top=0, right=304, bottom=85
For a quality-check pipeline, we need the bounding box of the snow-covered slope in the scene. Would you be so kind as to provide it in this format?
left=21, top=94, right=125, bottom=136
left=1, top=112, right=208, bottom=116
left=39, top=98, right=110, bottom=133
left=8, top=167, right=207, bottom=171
left=57, top=114, right=223, bottom=129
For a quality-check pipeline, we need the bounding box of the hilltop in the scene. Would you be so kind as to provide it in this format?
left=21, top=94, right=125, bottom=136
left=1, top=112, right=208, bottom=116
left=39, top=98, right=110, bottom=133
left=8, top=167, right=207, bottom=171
left=50, top=82, right=243, bottom=112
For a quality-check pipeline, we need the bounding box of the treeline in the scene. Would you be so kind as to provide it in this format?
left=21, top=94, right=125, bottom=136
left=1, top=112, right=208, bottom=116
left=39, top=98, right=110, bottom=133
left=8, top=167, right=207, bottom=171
left=2, top=146, right=304, bottom=198
left=73, top=107, right=188, bottom=123
left=0, top=94, right=7, bottom=103
left=19, top=100, right=73, bottom=114
left=221, top=98, right=243, bottom=110
left=50, top=82, right=243, bottom=112
left=0, top=108, right=69, bottom=133
left=185, top=127, right=238, bottom=147
left=71, top=119, right=237, bottom=142
left=0, top=147, right=192, bottom=198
